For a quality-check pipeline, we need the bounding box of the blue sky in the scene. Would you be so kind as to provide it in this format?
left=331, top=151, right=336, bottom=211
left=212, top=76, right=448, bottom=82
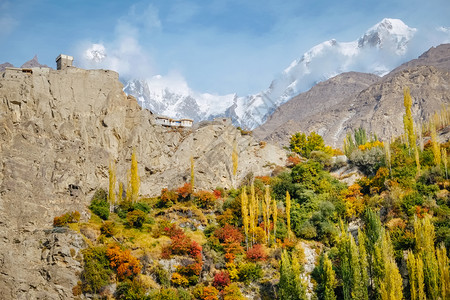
left=1, top=0, right=449, bottom=95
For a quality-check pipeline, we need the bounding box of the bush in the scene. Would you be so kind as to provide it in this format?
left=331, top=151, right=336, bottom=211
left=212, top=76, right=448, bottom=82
left=177, top=183, right=193, bottom=201
left=349, top=146, right=385, bottom=176
left=126, top=210, right=146, bottom=228
left=100, top=221, right=116, bottom=237
left=246, top=244, right=267, bottom=262
left=160, top=188, right=178, bottom=207
left=152, top=264, right=170, bottom=287
left=133, top=202, right=151, bottom=213
left=89, top=189, right=110, bottom=220
left=212, top=271, right=231, bottom=290
left=106, top=244, right=142, bottom=280
left=193, top=284, right=219, bottom=300
left=237, top=262, right=263, bottom=284
left=194, top=190, right=216, bottom=209
left=222, top=283, right=245, bottom=300
left=81, top=246, right=113, bottom=293
left=115, top=279, right=146, bottom=300
left=171, top=272, right=190, bottom=287
left=53, top=211, right=80, bottom=227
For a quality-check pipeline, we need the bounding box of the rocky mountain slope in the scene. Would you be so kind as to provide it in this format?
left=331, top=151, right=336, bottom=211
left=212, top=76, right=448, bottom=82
left=254, top=44, right=450, bottom=147
left=0, top=66, right=285, bottom=299
left=122, top=18, right=420, bottom=129
left=0, top=55, right=50, bottom=71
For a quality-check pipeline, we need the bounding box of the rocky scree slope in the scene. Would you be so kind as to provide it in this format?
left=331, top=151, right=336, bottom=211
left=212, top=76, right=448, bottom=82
left=0, top=67, right=285, bottom=299
left=254, top=44, right=450, bottom=147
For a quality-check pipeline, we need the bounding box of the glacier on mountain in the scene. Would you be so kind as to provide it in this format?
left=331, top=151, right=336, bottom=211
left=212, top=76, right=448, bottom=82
left=121, top=18, right=418, bottom=129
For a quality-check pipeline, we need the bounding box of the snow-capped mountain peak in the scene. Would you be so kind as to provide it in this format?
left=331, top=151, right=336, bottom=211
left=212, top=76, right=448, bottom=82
left=358, top=18, right=416, bottom=55
left=120, top=18, right=420, bottom=129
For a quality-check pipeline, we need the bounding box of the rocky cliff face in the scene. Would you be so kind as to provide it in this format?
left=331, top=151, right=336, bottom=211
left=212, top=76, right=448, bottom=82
left=254, top=44, right=450, bottom=147
left=0, top=67, right=285, bottom=298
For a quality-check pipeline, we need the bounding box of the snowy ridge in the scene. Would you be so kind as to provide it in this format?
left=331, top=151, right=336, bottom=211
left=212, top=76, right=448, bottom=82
left=122, top=18, right=418, bottom=129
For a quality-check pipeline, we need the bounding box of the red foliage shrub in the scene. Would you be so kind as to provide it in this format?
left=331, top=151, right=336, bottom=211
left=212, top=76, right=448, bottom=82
left=213, top=189, right=223, bottom=199
left=194, top=190, right=216, bottom=209
left=245, top=244, right=267, bottom=262
left=213, top=271, right=231, bottom=290
left=177, top=183, right=193, bottom=200
left=287, top=155, right=301, bottom=167
left=214, top=224, right=244, bottom=244
left=162, top=225, right=203, bottom=262
left=190, top=241, right=203, bottom=262
left=106, top=244, right=141, bottom=280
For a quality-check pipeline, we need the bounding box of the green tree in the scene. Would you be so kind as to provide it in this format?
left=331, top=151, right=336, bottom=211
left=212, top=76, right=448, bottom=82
left=415, top=215, right=439, bottom=299
left=279, top=250, right=307, bottom=300
left=290, top=131, right=328, bottom=158
left=379, top=232, right=403, bottom=300
left=315, top=252, right=337, bottom=300
left=338, top=224, right=367, bottom=300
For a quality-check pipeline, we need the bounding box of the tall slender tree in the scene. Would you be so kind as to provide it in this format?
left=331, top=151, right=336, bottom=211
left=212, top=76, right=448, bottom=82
left=108, top=159, right=116, bottom=213
left=436, top=244, right=450, bottom=300
left=272, top=198, right=278, bottom=245
left=241, top=187, right=249, bottom=249
left=249, top=184, right=256, bottom=246
left=379, top=232, right=403, bottom=300
left=264, top=186, right=271, bottom=244
left=279, top=250, right=307, bottom=300
left=130, top=149, right=140, bottom=203
left=430, top=122, right=441, bottom=167
left=316, top=252, right=337, bottom=300
left=415, top=215, right=439, bottom=299
left=286, top=191, right=291, bottom=240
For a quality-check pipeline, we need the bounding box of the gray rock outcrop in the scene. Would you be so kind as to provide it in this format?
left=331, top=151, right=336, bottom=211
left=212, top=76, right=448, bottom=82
left=0, top=66, right=286, bottom=298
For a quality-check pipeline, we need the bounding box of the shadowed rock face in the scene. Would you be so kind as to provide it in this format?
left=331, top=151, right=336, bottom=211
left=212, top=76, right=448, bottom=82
left=254, top=44, right=450, bottom=148
left=0, top=67, right=285, bottom=298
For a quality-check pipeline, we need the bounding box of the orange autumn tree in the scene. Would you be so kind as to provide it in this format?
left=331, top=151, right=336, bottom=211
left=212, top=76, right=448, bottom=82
left=106, top=244, right=141, bottom=280
left=341, top=183, right=365, bottom=218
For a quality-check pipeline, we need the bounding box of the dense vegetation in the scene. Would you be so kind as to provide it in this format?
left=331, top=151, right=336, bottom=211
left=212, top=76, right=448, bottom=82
left=61, top=94, right=450, bottom=299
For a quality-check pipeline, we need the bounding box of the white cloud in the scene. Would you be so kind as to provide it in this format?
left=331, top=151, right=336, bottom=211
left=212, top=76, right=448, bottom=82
left=77, top=4, right=158, bottom=79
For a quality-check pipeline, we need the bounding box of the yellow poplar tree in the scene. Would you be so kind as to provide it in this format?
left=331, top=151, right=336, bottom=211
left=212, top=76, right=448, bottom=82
left=108, top=159, right=116, bottom=213
left=272, top=198, right=278, bottom=245
left=436, top=244, right=450, bottom=300
left=263, top=186, right=271, bottom=244
left=379, top=232, right=403, bottom=300
left=286, top=191, right=291, bottom=240
left=126, top=170, right=132, bottom=203
left=130, top=149, right=140, bottom=203
left=241, top=187, right=249, bottom=249
left=430, top=122, right=441, bottom=166
left=118, top=182, right=124, bottom=204
left=403, top=87, right=421, bottom=173
left=249, top=184, right=256, bottom=246
left=190, top=155, right=195, bottom=190
left=442, top=148, right=448, bottom=179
